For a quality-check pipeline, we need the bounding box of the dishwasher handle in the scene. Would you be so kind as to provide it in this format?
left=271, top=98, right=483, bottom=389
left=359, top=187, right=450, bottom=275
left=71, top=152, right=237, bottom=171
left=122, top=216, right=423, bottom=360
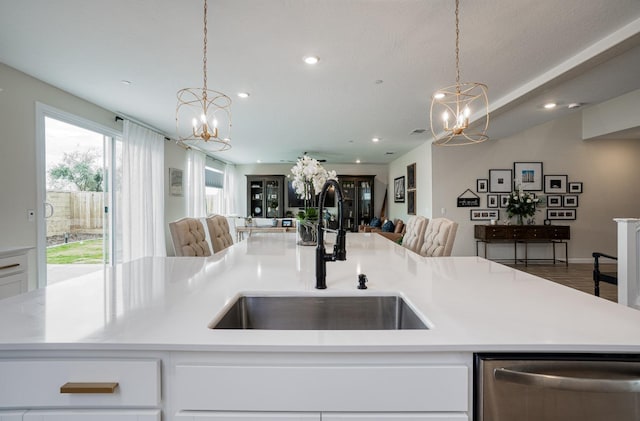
left=494, top=366, right=640, bottom=393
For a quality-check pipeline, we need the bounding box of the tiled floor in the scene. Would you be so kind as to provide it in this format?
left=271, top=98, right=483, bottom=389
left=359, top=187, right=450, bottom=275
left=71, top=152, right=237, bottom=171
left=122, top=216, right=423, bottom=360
left=506, top=263, right=617, bottom=302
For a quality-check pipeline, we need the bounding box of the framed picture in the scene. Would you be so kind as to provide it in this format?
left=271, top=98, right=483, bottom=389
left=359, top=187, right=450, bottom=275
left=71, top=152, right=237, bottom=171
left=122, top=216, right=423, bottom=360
left=407, top=190, right=416, bottom=215
left=169, top=167, right=183, bottom=196
left=470, top=209, right=500, bottom=221
left=544, top=175, right=568, bottom=193
left=487, top=194, right=499, bottom=208
left=547, top=195, right=562, bottom=207
left=499, top=194, right=510, bottom=208
left=568, top=182, right=583, bottom=193
left=563, top=195, right=579, bottom=207
left=281, top=219, right=293, bottom=227
left=547, top=208, right=576, bottom=220
left=489, top=169, right=513, bottom=193
left=477, top=179, right=488, bottom=193
left=407, top=163, right=416, bottom=189
left=394, top=176, right=405, bottom=203
left=513, top=162, right=543, bottom=191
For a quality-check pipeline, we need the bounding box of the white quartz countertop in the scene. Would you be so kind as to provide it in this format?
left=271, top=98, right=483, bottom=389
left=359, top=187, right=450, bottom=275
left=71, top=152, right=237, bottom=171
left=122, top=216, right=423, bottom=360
left=1, top=233, right=640, bottom=353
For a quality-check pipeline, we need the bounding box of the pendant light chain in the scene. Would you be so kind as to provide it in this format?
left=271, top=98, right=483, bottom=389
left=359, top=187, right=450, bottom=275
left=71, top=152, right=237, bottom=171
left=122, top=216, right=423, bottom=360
left=455, top=0, right=460, bottom=91
left=202, top=0, right=208, bottom=95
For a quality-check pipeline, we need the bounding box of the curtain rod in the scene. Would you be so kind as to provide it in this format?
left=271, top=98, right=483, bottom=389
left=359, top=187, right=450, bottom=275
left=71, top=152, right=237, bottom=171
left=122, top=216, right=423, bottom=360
left=114, top=113, right=172, bottom=142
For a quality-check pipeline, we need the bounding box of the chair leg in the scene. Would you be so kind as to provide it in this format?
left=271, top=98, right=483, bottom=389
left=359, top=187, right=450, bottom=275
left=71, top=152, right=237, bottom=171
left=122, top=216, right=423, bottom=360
left=594, top=278, right=600, bottom=297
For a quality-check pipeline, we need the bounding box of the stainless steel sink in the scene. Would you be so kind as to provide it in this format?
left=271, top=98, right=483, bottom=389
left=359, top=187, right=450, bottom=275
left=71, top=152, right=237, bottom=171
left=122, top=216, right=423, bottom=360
left=210, top=295, right=429, bottom=330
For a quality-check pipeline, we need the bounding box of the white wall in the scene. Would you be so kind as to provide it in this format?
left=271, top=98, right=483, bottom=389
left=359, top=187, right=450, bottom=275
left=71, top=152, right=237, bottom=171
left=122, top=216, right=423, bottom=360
left=430, top=111, right=640, bottom=260
left=387, top=142, right=432, bottom=222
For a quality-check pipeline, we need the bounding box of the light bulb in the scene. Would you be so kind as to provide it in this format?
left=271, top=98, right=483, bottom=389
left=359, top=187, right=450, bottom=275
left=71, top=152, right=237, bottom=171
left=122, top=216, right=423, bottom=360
left=191, top=118, right=198, bottom=128
left=213, top=118, right=218, bottom=128
left=464, top=106, right=470, bottom=117
left=200, top=114, right=207, bottom=123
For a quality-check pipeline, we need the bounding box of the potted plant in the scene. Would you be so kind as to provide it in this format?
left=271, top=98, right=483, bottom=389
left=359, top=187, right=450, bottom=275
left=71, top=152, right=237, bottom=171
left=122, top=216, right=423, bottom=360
left=290, top=155, right=337, bottom=245
left=506, top=185, right=540, bottom=225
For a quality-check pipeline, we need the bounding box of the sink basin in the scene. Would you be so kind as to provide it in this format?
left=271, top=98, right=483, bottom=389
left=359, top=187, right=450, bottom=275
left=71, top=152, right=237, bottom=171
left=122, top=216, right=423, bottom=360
left=210, top=295, right=429, bottom=330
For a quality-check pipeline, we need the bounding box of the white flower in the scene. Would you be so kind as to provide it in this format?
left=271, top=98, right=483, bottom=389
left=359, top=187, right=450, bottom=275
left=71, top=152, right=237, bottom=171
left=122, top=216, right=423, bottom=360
left=290, top=155, right=338, bottom=201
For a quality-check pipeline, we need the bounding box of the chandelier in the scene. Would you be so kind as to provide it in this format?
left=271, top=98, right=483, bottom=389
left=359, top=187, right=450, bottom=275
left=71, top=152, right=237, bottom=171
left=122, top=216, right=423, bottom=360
left=430, top=0, right=489, bottom=146
left=176, top=0, right=232, bottom=151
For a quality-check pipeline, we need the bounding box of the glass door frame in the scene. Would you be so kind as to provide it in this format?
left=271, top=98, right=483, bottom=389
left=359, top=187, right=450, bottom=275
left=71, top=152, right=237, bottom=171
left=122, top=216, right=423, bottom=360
left=35, top=103, right=121, bottom=288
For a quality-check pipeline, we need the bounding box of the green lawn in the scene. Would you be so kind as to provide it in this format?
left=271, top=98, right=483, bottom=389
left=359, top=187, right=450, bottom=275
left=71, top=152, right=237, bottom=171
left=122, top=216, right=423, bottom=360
left=47, top=239, right=104, bottom=264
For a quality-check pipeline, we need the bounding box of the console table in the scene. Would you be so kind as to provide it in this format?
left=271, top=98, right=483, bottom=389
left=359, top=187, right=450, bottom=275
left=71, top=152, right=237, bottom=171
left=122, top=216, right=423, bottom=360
left=474, top=225, right=570, bottom=266
left=235, top=226, right=295, bottom=241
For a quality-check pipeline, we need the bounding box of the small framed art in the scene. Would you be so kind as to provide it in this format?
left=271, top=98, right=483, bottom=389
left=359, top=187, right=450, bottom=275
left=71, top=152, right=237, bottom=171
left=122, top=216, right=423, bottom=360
left=487, top=194, right=499, bottom=208
left=568, top=182, right=583, bottom=193
left=489, top=169, right=513, bottom=193
left=544, top=175, right=568, bottom=194
left=407, top=163, right=416, bottom=190
left=169, top=167, right=184, bottom=196
left=470, top=209, right=500, bottom=221
left=513, top=162, right=543, bottom=191
left=563, top=195, right=578, bottom=207
left=499, top=194, right=510, bottom=208
left=547, top=195, right=562, bottom=207
left=407, top=190, right=416, bottom=215
left=547, top=208, right=576, bottom=220
left=477, top=179, right=488, bottom=193
left=281, top=219, right=293, bottom=227
left=394, top=176, right=405, bottom=203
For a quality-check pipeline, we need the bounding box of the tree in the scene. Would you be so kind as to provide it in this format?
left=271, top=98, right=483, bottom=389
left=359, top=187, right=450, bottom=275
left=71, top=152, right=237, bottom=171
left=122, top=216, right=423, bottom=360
left=49, top=149, right=103, bottom=192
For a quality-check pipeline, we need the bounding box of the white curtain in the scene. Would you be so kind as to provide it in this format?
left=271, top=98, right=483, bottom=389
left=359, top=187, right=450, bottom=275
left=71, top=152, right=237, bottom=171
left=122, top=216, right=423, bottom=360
left=121, top=120, right=166, bottom=261
left=186, top=149, right=206, bottom=217
left=222, top=162, right=237, bottom=215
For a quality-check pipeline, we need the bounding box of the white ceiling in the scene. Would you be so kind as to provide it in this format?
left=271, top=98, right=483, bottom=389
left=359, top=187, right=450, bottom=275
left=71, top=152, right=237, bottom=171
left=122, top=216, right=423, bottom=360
left=1, top=0, right=639, bottom=164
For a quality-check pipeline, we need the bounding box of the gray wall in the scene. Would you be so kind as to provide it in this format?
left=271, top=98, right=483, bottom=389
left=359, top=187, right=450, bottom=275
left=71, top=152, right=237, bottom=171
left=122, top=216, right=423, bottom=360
left=424, top=110, right=640, bottom=260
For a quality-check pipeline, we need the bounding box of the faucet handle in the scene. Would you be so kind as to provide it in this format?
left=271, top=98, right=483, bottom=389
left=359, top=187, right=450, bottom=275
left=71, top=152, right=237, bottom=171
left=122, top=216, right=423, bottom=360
left=357, top=274, right=368, bottom=289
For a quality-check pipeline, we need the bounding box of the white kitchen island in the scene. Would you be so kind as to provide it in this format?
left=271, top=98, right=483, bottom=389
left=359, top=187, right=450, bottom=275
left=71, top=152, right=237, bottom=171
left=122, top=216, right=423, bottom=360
left=1, top=233, right=640, bottom=420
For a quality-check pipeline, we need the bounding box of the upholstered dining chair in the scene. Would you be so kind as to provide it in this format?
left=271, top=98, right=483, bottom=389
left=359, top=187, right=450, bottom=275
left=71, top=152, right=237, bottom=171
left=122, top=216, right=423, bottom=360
left=419, top=217, right=458, bottom=257
left=169, top=217, right=212, bottom=257
left=206, top=215, right=234, bottom=253
left=401, top=216, right=428, bottom=254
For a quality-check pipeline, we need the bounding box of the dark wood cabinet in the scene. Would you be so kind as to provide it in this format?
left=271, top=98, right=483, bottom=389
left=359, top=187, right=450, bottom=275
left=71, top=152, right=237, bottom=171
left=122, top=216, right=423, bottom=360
left=474, top=224, right=570, bottom=265
left=339, top=175, right=375, bottom=232
left=246, top=175, right=285, bottom=218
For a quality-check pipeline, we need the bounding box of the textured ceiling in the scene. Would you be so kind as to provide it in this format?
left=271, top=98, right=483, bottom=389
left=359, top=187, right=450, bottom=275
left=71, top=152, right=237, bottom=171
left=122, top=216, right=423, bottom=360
left=1, top=0, right=639, bottom=164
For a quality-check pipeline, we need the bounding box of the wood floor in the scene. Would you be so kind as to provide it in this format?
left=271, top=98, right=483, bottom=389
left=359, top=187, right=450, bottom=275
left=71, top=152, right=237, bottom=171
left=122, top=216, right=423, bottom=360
left=506, top=263, right=617, bottom=302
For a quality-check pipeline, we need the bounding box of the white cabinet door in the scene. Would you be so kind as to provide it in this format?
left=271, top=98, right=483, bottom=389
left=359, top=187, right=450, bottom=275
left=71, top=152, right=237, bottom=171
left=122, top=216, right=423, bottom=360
left=0, top=411, right=26, bottom=421
left=323, top=415, right=468, bottom=421
left=174, top=413, right=319, bottom=421
left=23, top=409, right=160, bottom=421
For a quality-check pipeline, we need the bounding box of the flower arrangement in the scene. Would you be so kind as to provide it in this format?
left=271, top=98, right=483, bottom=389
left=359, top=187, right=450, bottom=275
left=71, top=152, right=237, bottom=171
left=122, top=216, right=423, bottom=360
left=506, top=185, right=539, bottom=224
left=290, top=155, right=337, bottom=219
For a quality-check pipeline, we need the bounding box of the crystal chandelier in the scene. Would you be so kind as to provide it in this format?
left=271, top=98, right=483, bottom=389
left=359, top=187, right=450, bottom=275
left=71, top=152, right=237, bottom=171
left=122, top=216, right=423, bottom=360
left=176, top=0, right=232, bottom=151
left=430, top=0, right=489, bottom=146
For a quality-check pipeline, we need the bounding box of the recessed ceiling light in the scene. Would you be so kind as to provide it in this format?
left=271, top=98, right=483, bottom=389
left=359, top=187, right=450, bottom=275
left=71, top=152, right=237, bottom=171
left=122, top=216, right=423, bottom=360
left=567, top=102, right=582, bottom=109
left=372, top=137, right=380, bottom=143
left=543, top=102, right=557, bottom=109
left=120, top=80, right=132, bottom=86
left=303, top=56, right=319, bottom=65
left=434, top=92, right=445, bottom=99
left=256, top=159, right=262, bottom=163
left=237, top=92, right=250, bottom=99
left=356, top=159, right=361, bottom=164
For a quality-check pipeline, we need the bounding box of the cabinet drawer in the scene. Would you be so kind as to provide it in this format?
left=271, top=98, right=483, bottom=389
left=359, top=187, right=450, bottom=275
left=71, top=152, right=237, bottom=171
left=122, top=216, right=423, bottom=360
left=0, top=273, right=25, bottom=299
left=23, top=409, right=161, bottom=420
left=0, top=254, right=27, bottom=277
left=174, top=365, right=468, bottom=412
left=175, top=413, right=319, bottom=420
left=0, top=359, right=160, bottom=408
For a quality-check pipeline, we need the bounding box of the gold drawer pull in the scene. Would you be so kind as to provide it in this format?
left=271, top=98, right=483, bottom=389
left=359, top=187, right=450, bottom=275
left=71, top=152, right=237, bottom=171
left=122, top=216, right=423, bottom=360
left=60, top=382, right=119, bottom=394
left=0, top=263, right=20, bottom=270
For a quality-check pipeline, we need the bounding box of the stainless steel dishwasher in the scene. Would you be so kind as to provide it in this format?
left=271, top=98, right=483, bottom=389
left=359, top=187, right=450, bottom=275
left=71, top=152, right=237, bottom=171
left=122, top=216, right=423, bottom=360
left=475, top=353, right=640, bottom=421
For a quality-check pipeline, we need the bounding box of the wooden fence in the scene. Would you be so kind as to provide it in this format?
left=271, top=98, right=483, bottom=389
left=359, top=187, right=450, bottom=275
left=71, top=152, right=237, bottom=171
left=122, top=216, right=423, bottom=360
left=46, top=191, right=103, bottom=237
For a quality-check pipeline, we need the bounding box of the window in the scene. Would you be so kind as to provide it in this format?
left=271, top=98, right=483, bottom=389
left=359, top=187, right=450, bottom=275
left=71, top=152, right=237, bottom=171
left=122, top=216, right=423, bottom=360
left=205, top=166, right=224, bottom=215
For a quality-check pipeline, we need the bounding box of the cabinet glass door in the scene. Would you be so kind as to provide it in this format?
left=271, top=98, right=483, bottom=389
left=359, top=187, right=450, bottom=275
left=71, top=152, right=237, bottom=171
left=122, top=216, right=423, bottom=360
left=250, top=180, right=264, bottom=217
left=265, top=180, right=281, bottom=218
left=358, top=180, right=372, bottom=226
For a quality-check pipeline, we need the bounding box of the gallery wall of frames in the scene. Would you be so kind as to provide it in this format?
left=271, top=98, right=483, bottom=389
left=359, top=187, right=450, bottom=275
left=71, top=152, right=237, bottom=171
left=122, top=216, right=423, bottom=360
left=457, top=161, right=583, bottom=223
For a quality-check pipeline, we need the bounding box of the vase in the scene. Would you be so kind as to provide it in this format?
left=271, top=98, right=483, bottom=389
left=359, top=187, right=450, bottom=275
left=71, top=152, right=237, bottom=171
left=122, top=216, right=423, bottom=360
left=297, top=220, right=318, bottom=246
left=516, top=215, right=524, bottom=225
